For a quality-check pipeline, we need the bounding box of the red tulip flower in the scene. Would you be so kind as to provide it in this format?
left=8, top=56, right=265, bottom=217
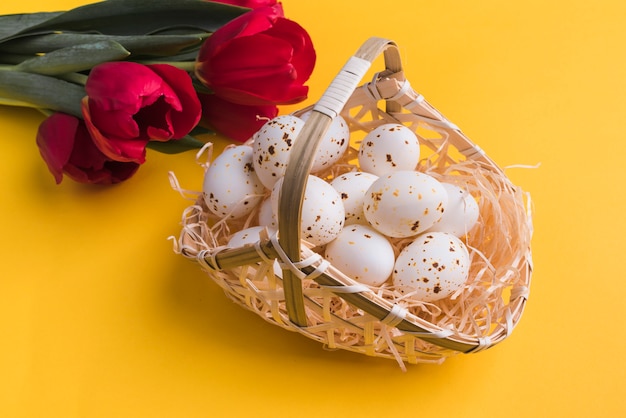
left=198, top=94, right=278, bottom=142
left=195, top=4, right=315, bottom=106
left=82, top=62, right=202, bottom=164
left=36, top=113, right=140, bottom=185
left=211, top=0, right=277, bottom=8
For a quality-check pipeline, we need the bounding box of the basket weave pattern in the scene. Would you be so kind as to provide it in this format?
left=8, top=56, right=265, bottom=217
left=175, top=38, right=533, bottom=368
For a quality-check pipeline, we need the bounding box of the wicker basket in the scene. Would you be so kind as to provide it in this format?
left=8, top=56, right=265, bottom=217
left=174, top=37, right=533, bottom=369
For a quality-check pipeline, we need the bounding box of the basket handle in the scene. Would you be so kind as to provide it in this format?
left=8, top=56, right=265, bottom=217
left=278, top=37, right=403, bottom=326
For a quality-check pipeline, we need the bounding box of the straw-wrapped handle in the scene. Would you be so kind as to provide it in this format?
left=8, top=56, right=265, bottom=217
left=278, top=37, right=403, bottom=326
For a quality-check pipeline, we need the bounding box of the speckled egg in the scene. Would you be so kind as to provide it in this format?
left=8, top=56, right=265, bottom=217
left=257, top=197, right=277, bottom=229
left=392, top=232, right=470, bottom=302
left=203, top=145, right=265, bottom=219
left=330, top=171, right=379, bottom=225
left=363, top=171, right=448, bottom=238
left=271, top=175, right=345, bottom=246
left=325, top=224, right=395, bottom=287
left=252, top=115, right=304, bottom=189
left=299, top=112, right=350, bottom=173
left=227, top=226, right=274, bottom=248
left=427, top=183, right=480, bottom=237
left=358, top=123, right=420, bottom=176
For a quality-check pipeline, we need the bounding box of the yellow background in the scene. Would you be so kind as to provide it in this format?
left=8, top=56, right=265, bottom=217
left=1, top=0, right=625, bottom=417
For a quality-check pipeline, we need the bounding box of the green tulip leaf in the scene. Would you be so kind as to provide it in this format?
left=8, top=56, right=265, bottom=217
left=0, top=12, right=63, bottom=42
left=0, top=70, right=84, bottom=117
left=0, top=32, right=205, bottom=57
left=189, top=126, right=214, bottom=137
left=7, top=0, right=248, bottom=38
left=146, top=135, right=206, bottom=155
left=14, top=40, right=130, bottom=75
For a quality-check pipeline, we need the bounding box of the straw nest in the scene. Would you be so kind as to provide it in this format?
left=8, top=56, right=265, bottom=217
left=172, top=38, right=533, bottom=370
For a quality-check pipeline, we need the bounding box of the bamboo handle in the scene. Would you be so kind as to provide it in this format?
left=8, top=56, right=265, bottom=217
left=278, top=37, right=402, bottom=326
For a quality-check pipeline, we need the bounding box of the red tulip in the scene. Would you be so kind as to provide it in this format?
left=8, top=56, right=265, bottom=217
left=211, top=0, right=277, bottom=8
left=36, top=113, right=140, bottom=184
left=199, top=94, right=277, bottom=142
left=195, top=4, right=315, bottom=106
left=82, top=62, right=201, bottom=164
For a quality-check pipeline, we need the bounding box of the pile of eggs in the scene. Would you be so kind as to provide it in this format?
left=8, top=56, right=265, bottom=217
left=202, top=113, right=480, bottom=303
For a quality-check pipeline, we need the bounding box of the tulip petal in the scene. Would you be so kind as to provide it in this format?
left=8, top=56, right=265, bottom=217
left=206, top=34, right=309, bottom=105
left=209, top=34, right=294, bottom=74
left=266, top=19, right=315, bottom=83
left=201, top=4, right=285, bottom=52
left=148, top=64, right=201, bottom=139
left=195, top=5, right=315, bottom=106
left=213, top=0, right=277, bottom=9
left=36, top=112, right=140, bottom=184
left=88, top=103, right=140, bottom=139
left=86, top=62, right=164, bottom=112
left=199, top=93, right=277, bottom=142
left=83, top=97, right=148, bottom=163
left=82, top=62, right=201, bottom=162
left=36, top=113, right=79, bottom=183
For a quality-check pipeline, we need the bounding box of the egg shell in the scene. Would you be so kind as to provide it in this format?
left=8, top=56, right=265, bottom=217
left=358, top=123, right=420, bottom=176
left=427, top=183, right=480, bottom=237
left=203, top=145, right=265, bottom=219
left=325, top=224, right=395, bottom=287
left=227, top=226, right=274, bottom=248
left=330, top=171, right=379, bottom=225
left=271, top=175, right=345, bottom=246
left=363, top=171, right=448, bottom=238
left=257, top=197, right=277, bottom=229
left=252, top=115, right=305, bottom=189
left=299, top=112, right=350, bottom=173
left=392, top=232, right=470, bottom=302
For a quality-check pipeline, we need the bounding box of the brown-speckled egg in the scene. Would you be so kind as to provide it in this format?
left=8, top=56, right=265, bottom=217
left=363, top=171, right=448, bottom=238
left=325, top=224, right=395, bottom=286
left=358, top=123, right=420, bottom=176
left=330, top=171, right=379, bottom=225
left=271, top=175, right=345, bottom=246
left=257, top=197, right=277, bottom=229
left=392, top=232, right=470, bottom=302
left=426, top=183, right=480, bottom=237
left=300, top=112, right=350, bottom=173
left=203, top=145, right=265, bottom=219
left=252, top=115, right=304, bottom=189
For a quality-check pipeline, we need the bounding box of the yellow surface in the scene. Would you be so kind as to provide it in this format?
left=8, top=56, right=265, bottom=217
left=1, top=0, right=625, bottom=417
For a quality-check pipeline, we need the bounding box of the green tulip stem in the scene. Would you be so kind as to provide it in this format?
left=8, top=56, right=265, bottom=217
left=58, top=72, right=89, bottom=85
left=0, top=62, right=88, bottom=86
left=138, top=60, right=196, bottom=72
left=0, top=96, right=39, bottom=108
left=0, top=96, right=52, bottom=118
left=36, top=108, right=54, bottom=117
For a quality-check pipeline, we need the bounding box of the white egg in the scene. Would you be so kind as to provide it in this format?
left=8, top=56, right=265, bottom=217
left=257, top=197, right=277, bottom=229
left=392, top=232, right=470, bottom=302
left=325, top=224, right=395, bottom=286
left=330, top=171, right=379, bottom=225
left=363, top=171, right=448, bottom=238
left=300, top=112, right=350, bottom=173
left=227, top=226, right=273, bottom=248
left=252, top=115, right=304, bottom=189
left=358, top=123, right=420, bottom=176
left=271, top=175, right=345, bottom=246
left=427, top=183, right=480, bottom=237
left=203, top=145, right=265, bottom=219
